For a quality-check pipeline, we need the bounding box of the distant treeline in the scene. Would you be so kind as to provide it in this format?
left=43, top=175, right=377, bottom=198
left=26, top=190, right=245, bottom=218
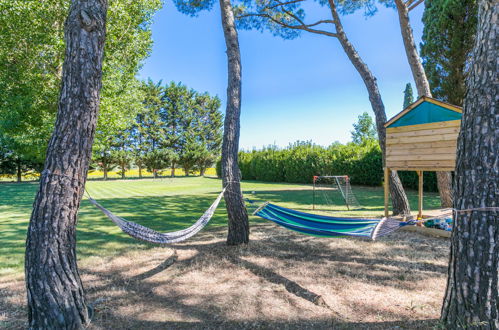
left=217, top=141, right=438, bottom=192
left=92, top=81, right=223, bottom=180
left=0, top=81, right=224, bottom=181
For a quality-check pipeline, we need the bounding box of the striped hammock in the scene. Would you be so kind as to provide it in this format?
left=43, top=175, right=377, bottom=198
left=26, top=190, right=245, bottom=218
left=87, top=188, right=225, bottom=244
left=253, top=202, right=414, bottom=240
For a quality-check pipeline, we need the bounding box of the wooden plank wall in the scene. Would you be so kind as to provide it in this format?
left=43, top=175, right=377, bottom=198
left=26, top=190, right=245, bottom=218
left=386, top=120, right=460, bottom=170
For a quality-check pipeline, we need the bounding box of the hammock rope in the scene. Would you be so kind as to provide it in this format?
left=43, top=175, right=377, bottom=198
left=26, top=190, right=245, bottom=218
left=87, top=188, right=226, bottom=244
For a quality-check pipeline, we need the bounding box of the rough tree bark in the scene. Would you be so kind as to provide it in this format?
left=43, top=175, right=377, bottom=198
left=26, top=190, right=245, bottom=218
left=24, top=0, right=108, bottom=328
left=220, top=0, right=250, bottom=244
left=395, top=0, right=453, bottom=208
left=329, top=0, right=411, bottom=215
left=441, top=0, right=498, bottom=327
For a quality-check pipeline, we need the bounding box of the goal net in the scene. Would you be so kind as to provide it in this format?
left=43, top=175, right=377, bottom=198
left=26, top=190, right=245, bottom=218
left=312, top=175, right=361, bottom=211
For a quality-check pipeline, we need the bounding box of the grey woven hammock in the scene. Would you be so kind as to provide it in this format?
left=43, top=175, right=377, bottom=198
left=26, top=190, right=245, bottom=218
left=87, top=188, right=226, bottom=244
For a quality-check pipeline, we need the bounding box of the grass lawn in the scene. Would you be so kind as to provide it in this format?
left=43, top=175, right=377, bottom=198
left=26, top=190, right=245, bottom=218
left=0, top=177, right=440, bottom=275
left=0, top=177, right=448, bottom=329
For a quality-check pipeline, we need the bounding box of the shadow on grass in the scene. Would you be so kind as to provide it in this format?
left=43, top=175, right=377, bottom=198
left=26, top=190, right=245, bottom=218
left=75, top=228, right=445, bottom=329
left=0, top=215, right=447, bottom=328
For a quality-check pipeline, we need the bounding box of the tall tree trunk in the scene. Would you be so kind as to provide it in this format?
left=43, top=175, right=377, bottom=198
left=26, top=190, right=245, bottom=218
left=441, top=1, right=498, bottom=327
left=220, top=0, right=249, bottom=244
left=138, top=164, right=142, bottom=178
left=395, top=0, right=431, bottom=97
left=436, top=171, right=453, bottom=207
left=171, top=162, right=175, bottom=177
left=395, top=0, right=453, bottom=208
left=103, top=164, right=108, bottom=180
left=25, top=0, right=107, bottom=328
left=121, top=162, right=125, bottom=179
left=16, top=159, right=21, bottom=183
left=328, top=0, right=411, bottom=215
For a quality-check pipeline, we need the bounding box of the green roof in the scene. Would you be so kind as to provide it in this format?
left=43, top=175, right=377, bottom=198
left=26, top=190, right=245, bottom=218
left=387, top=99, right=462, bottom=128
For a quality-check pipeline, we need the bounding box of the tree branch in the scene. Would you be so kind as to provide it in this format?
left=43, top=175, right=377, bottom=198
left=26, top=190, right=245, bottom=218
left=239, top=12, right=337, bottom=37
left=276, top=4, right=336, bottom=34
left=408, top=0, right=424, bottom=11
left=265, top=0, right=335, bottom=26
left=305, top=19, right=336, bottom=28
left=267, top=0, right=305, bottom=10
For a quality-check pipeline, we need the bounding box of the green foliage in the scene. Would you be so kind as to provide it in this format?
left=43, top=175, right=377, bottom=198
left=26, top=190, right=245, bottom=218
left=0, top=0, right=162, bottom=167
left=351, top=112, right=377, bottom=144
left=111, top=150, right=133, bottom=179
left=403, top=83, right=414, bottom=109
left=217, top=140, right=438, bottom=191
left=143, top=149, right=178, bottom=177
left=112, top=80, right=223, bottom=177
left=218, top=141, right=383, bottom=185
left=179, top=134, right=208, bottom=175
left=0, top=140, right=15, bottom=175
left=397, top=170, right=438, bottom=192
left=0, top=135, right=43, bottom=180
left=420, top=0, right=477, bottom=106
left=234, top=0, right=394, bottom=40
left=92, top=149, right=117, bottom=180
left=335, top=0, right=395, bottom=17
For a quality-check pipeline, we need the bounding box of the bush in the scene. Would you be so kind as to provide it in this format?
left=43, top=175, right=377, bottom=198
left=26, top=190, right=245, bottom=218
left=216, top=140, right=438, bottom=191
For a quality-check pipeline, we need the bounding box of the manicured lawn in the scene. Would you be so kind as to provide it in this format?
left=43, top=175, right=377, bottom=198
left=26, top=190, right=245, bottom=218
left=0, top=177, right=440, bottom=275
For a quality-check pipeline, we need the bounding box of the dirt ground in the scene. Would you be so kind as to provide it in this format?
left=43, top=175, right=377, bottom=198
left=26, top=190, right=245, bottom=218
left=0, top=223, right=450, bottom=329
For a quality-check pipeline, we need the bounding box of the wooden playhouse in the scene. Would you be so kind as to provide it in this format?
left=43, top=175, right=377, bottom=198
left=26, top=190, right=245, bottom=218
left=383, top=96, right=462, bottom=218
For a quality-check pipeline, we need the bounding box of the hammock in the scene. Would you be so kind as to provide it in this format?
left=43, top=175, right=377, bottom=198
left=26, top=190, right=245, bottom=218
left=87, top=188, right=225, bottom=244
left=253, top=202, right=414, bottom=240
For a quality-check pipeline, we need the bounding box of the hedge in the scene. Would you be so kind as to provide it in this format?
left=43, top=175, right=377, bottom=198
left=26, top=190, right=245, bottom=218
left=216, top=141, right=438, bottom=192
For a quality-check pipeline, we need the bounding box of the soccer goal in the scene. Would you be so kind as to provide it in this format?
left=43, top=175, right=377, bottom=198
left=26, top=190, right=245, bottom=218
left=312, top=175, right=361, bottom=211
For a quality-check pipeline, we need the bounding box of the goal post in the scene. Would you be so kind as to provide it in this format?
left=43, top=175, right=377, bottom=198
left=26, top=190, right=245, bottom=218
left=312, top=175, right=361, bottom=211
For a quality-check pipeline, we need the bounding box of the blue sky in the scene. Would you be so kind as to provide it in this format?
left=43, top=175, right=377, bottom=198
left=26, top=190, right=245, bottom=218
left=138, top=1, right=425, bottom=150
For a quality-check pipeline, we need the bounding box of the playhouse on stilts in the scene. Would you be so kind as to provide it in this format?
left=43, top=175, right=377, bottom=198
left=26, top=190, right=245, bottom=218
left=384, top=96, right=462, bottom=219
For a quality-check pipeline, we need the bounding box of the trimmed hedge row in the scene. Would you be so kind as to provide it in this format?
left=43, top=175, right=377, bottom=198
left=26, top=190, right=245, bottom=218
left=216, top=141, right=438, bottom=191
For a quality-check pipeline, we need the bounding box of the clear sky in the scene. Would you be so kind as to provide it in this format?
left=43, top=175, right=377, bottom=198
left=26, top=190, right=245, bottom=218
left=138, top=2, right=425, bottom=150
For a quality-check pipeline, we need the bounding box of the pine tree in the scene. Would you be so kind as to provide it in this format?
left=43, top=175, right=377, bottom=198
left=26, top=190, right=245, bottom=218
left=441, top=0, right=498, bottom=326
left=403, top=83, right=414, bottom=109
left=24, top=0, right=108, bottom=327
left=394, top=0, right=454, bottom=208
left=133, top=80, right=223, bottom=178
left=420, top=0, right=477, bottom=106
left=235, top=0, right=412, bottom=215
left=195, top=93, right=223, bottom=175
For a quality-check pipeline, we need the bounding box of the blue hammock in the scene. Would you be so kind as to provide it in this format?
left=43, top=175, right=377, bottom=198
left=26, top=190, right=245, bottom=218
left=253, top=202, right=414, bottom=240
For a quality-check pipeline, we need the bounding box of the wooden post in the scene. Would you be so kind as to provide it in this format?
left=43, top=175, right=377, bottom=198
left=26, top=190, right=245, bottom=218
left=384, top=167, right=390, bottom=217
left=417, top=170, right=423, bottom=219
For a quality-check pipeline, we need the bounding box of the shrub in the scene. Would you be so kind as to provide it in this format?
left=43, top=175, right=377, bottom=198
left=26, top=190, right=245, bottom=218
left=216, top=141, right=438, bottom=191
